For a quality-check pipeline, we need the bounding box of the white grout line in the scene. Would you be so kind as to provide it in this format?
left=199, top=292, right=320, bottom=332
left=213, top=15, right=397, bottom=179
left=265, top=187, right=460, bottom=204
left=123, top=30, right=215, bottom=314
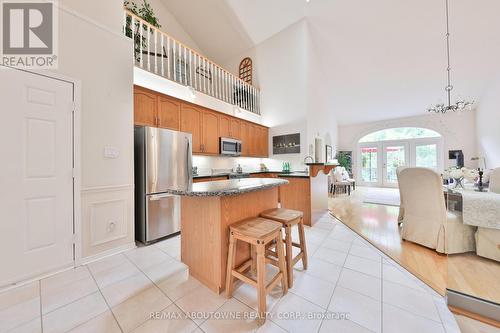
left=39, top=280, right=44, bottom=333
left=86, top=270, right=124, bottom=333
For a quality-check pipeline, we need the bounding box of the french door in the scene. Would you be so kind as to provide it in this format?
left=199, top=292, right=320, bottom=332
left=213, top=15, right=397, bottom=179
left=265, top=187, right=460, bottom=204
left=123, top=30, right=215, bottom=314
left=382, top=142, right=409, bottom=187
left=358, top=139, right=441, bottom=187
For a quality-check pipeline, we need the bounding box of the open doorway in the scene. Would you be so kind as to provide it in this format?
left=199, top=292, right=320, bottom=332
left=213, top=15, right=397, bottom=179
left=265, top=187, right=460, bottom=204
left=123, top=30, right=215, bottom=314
left=357, top=127, right=443, bottom=187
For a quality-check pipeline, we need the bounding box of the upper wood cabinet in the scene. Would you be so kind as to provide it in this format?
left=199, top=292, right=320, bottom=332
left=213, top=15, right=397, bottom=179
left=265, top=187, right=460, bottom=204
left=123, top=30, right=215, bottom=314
left=230, top=119, right=240, bottom=139
left=134, top=85, right=269, bottom=157
left=157, top=96, right=180, bottom=130
left=249, top=124, right=259, bottom=157
left=259, top=126, right=269, bottom=157
left=219, top=115, right=231, bottom=138
left=240, top=121, right=250, bottom=156
left=219, top=115, right=240, bottom=140
left=202, top=110, right=219, bottom=154
left=134, top=87, right=157, bottom=127
left=180, top=104, right=202, bottom=153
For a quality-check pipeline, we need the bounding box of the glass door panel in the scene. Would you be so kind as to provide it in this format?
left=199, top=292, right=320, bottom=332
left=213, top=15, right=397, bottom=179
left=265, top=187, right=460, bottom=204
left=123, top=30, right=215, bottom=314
left=383, top=143, right=407, bottom=187
left=415, top=143, right=438, bottom=170
left=360, top=146, right=378, bottom=184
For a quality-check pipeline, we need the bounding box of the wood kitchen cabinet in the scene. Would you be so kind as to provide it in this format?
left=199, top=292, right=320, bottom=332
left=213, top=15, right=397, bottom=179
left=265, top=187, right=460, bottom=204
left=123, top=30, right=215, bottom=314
left=240, top=121, right=250, bottom=156
left=230, top=118, right=240, bottom=139
left=134, top=85, right=269, bottom=158
left=219, top=115, right=240, bottom=140
left=219, top=115, right=231, bottom=138
left=259, top=126, right=269, bottom=157
left=180, top=104, right=202, bottom=153
left=134, top=86, right=157, bottom=127
left=157, top=96, right=180, bottom=130
left=248, top=124, right=258, bottom=157
left=202, top=110, right=219, bottom=154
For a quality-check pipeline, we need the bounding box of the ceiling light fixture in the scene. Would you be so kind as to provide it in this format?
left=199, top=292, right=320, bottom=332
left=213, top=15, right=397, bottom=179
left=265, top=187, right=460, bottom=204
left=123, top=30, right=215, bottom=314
left=427, top=0, right=474, bottom=114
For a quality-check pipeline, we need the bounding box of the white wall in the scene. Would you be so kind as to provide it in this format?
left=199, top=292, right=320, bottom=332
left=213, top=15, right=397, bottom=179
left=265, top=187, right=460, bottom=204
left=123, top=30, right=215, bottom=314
left=222, top=20, right=339, bottom=169
left=52, top=1, right=135, bottom=260
left=338, top=112, right=478, bottom=173
left=476, top=75, right=500, bottom=169
left=144, top=0, right=203, bottom=53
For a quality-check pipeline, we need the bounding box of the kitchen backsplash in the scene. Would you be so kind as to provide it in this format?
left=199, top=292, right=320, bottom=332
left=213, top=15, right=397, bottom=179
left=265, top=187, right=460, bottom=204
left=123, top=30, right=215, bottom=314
left=192, top=155, right=307, bottom=175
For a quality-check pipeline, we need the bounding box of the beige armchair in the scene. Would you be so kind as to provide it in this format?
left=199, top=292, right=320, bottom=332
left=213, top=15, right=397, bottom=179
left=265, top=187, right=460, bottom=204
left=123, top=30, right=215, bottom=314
left=489, top=167, right=500, bottom=193
left=398, top=167, right=475, bottom=254
left=475, top=167, right=500, bottom=261
left=396, top=166, right=407, bottom=224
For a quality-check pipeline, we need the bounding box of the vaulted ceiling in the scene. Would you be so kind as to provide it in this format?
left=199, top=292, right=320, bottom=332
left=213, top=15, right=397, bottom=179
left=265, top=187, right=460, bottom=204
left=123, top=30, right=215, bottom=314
left=161, top=0, right=500, bottom=125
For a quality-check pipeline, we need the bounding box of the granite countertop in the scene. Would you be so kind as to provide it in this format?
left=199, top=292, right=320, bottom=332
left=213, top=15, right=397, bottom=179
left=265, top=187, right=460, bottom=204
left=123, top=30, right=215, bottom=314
left=193, top=170, right=309, bottom=178
left=277, top=172, right=310, bottom=178
left=165, top=178, right=289, bottom=197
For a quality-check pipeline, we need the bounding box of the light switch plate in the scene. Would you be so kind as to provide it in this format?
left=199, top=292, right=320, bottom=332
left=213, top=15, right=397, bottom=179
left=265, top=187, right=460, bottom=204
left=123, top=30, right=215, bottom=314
left=103, top=146, right=119, bottom=159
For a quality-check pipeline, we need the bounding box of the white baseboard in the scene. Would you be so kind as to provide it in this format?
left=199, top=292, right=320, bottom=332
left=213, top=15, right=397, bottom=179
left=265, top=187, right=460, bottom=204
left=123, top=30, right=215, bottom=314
left=81, top=242, right=137, bottom=265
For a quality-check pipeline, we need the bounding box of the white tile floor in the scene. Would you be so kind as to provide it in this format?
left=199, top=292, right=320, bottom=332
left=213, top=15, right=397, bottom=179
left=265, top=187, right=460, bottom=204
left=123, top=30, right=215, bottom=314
left=0, top=213, right=463, bottom=333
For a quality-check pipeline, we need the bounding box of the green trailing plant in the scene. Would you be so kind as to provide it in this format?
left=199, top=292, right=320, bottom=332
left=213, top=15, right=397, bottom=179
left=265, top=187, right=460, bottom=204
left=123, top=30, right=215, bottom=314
left=124, top=0, right=161, bottom=62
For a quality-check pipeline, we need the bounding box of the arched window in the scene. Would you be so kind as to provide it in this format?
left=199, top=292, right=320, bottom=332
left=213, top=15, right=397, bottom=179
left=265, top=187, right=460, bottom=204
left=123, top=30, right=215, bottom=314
left=357, top=127, right=443, bottom=187
left=239, top=57, right=253, bottom=84
left=359, top=127, right=440, bottom=143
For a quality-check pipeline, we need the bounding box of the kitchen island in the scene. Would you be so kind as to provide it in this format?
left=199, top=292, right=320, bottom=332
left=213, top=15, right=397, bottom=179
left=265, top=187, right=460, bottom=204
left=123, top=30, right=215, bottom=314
left=165, top=178, right=288, bottom=293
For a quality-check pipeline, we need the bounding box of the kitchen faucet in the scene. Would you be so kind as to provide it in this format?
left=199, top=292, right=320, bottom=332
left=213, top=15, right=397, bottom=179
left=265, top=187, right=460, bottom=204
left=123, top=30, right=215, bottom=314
left=304, top=156, right=314, bottom=163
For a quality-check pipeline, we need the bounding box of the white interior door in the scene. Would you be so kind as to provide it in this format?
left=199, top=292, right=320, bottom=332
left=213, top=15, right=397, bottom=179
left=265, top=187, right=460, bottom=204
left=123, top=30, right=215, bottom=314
left=382, top=142, right=409, bottom=187
left=0, top=67, right=74, bottom=286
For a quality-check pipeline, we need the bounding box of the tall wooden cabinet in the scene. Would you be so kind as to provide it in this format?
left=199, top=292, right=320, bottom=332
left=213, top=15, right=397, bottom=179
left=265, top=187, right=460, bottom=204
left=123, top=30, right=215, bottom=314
left=157, top=96, right=180, bottom=130
left=180, top=104, right=202, bottom=154
left=134, top=87, right=156, bottom=127
left=134, top=85, right=180, bottom=130
left=202, top=110, right=219, bottom=154
left=219, top=115, right=240, bottom=140
left=134, top=85, right=269, bottom=157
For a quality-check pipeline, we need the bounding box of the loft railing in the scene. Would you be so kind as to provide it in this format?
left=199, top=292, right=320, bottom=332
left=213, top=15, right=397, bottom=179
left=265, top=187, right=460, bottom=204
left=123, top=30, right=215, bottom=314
left=123, top=10, right=260, bottom=115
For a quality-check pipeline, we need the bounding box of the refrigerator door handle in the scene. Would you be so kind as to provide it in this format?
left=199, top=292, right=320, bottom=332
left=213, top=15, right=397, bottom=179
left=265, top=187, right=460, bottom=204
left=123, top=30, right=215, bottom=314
left=186, top=137, right=192, bottom=186
left=149, top=193, right=176, bottom=201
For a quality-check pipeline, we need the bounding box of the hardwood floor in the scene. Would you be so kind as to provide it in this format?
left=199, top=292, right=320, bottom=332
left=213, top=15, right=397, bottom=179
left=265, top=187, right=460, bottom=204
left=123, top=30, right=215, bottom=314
left=329, top=188, right=500, bottom=307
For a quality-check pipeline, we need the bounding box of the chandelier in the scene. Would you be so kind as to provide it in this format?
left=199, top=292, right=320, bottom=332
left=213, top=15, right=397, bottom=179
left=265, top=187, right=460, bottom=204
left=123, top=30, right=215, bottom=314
left=427, top=0, right=474, bottom=114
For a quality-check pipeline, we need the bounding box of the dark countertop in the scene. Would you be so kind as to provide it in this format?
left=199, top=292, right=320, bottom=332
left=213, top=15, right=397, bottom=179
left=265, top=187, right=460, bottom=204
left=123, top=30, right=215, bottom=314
left=193, top=170, right=309, bottom=179
left=277, top=172, right=310, bottom=178
left=165, top=178, right=289, bottom=197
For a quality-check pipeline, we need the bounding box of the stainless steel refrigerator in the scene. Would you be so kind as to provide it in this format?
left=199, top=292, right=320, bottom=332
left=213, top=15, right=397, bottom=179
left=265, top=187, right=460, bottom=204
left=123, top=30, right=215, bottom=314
left=134, top=126, right=192, bottom=244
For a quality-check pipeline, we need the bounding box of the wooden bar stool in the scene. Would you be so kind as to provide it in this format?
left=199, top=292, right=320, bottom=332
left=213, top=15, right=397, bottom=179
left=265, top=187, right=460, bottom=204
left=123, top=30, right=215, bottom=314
left=225, top=217, right=288, bottom=321
left=260, top=208, right=308, bottom=288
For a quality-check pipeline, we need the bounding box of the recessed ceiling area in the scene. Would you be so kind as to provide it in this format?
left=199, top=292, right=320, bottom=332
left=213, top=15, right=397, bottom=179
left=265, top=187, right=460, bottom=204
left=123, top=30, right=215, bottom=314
left=162, top=0, right=500, bottom=125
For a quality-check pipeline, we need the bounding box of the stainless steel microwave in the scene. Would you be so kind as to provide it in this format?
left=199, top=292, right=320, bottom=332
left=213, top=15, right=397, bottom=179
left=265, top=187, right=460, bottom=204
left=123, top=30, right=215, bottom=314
left=220, top=137, right=242, bottom=156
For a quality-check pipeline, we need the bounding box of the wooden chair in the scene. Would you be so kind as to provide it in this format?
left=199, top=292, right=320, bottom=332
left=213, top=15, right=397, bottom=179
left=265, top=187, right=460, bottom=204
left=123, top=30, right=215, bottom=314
left=260, top=208, right=307, bottom=288
left=225, top=217, right=288, bottom=321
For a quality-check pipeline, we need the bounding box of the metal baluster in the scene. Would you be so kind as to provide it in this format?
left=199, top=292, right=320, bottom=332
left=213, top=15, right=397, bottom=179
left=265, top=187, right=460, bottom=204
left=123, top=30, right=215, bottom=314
left=160, top=34, right=164, bottom=77
left=147, top=23, right=151, bottom=71
left=173, top=40, right=177, bottom=82
left=139, top=18, right=143, bottom=68
left=166, top=37, right=171, bottom=79
left=184, top=45, right=188, bottom=85
left=154, top=29, right=158, bottom=74
left=130, top=16, right=135, bottom=64
left=189, top=50, right=193, bottom=88
left=194, top=54, right=198, bottom=91
left=203, top=58, right=207, bottom=94
left=214, top=66, right=218, bottom=99
left=222, top=70, right=226, bottom=102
